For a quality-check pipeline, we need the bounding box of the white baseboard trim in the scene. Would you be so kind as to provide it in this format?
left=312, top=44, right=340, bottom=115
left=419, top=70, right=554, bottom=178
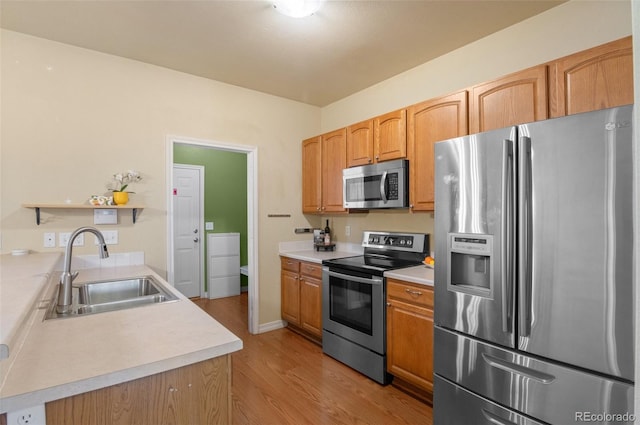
left=258, top=320, right=286, bottom=334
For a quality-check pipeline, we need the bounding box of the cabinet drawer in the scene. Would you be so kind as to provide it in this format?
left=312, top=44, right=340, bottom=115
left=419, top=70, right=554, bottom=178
left=281, top=257, right=300, bottom=273
left=300, top=261, right=323, bottom=279
left=387, top=279, right=433, bottom=309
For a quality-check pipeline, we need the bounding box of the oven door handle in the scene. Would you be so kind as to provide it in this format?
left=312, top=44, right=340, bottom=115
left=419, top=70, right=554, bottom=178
left=326, top=270, right=383, bottom=285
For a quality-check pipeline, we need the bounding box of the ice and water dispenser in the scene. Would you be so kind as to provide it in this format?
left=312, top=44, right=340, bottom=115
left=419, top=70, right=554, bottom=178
left=447, top=233, right=494, bottom=297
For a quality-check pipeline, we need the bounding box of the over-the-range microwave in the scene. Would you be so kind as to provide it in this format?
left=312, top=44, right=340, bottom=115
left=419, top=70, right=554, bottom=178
left=343, top=159, right=409, bottom=209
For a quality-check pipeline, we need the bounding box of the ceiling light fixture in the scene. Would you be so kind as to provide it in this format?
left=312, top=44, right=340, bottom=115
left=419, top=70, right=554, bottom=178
left=273, top=0, right=324, bottom=18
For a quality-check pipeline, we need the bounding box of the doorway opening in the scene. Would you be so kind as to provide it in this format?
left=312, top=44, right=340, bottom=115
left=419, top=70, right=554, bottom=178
left=166, top=136, right=259, bottom=334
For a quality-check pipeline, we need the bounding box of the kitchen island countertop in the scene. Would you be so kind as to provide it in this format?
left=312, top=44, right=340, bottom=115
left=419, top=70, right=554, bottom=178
left=0, top=254, right=242, bottom=414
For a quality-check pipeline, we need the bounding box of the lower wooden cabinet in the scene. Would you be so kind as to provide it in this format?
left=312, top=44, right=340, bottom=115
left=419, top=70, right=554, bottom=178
left=386, top=278, right=434, bottom=398
left=281, top=256, right=323, bottom=341
left=45, top=356, right=232, bottom=425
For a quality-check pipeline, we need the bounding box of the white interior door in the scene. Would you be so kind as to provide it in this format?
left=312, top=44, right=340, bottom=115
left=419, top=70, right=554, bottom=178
left=172, top=165, right=203, bottom=298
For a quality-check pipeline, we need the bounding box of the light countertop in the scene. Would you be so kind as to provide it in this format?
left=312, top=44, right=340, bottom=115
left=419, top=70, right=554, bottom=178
left=0, top=257, right=242, bottom=414
left=280, top=243, right=434, bottom=286
left=279, top=240, right=362, bottom=264
left=385, top=264, right=434, bottom=287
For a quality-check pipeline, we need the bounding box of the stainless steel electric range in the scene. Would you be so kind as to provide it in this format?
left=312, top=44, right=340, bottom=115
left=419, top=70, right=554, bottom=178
left=321, top=231, right=429, bottom=384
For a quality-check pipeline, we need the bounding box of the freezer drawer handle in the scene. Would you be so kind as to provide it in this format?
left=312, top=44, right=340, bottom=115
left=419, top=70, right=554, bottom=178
left=482, top=353, right=555, bottom=384
left=481, top=408, right=519, bottom=425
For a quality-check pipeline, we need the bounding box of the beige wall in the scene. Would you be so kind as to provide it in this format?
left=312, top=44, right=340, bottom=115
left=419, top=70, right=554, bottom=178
left=321, top=0, right=632, bottom=130
left=0, top=0, right=634, bottom=328
left=0, top=30, right=320, bottom=325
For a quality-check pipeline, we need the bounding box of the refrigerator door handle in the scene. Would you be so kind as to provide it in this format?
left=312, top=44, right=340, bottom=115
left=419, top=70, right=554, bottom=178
left=481, top=409, right=519, bottom=425
left=501, top=139, right=515, bottom=333
left=518, top=136, right=533, bottom=337
left=482, top=353, right=556, bottom=384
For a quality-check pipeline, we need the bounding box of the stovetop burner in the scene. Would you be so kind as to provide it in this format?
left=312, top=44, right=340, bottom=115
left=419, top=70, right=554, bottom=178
left=323, top=231, right=429, bottom=276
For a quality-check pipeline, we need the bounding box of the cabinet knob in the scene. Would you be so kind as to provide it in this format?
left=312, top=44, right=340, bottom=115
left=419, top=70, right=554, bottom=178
left=386, top=302, right=392, bottom=307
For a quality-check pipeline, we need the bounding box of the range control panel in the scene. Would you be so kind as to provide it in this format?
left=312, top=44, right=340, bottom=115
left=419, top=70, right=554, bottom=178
left=363, top=231, right=428, bottom=253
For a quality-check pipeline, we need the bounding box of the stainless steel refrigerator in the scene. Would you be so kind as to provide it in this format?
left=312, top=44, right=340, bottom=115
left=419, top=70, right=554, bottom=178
left=433, top=105, right=635, bottom=425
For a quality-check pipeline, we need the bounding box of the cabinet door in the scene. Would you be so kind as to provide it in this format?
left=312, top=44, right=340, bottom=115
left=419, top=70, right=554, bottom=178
left=470, top=65, right=548, bottom=133
left=408, top=91, right=468, bottom=212
left=321, top=128, right=347, bottom=213
left=302, top=136, right=322, bottom=213
left=375, top=109, right=407, bottom=162
left=549, top=36, right=633, bottom=118
left=347, top=119, right=374, bottom=167
left=281, top=269, right=300, bottom=325
left=386, top=298, right=434, bottom=392
left=300, top=275, right=322, bottom=338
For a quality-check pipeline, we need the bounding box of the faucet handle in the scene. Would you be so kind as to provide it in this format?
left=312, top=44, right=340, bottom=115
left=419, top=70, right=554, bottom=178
left=70, top=271, right=79, bottom=282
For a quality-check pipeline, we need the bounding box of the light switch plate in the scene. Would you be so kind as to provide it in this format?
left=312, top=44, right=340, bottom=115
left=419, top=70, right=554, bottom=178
left=205, top=222, right=214, bottom=230
left=96, top=230, right=118, bottom=245
left=59, top=232, right=84, bottom=247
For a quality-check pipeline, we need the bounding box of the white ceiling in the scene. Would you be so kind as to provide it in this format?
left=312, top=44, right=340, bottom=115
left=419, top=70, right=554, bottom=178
left=0, top=0, right=566, bottom=107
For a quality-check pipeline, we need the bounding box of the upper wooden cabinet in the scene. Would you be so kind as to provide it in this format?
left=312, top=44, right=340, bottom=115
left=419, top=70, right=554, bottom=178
left=549, top=36, right=633, bottom=118
left=346, top=109, right=407, bottom=167
left=375, top=109, right=407, bottom=162
left=302, top=136, right=322, bottom=213
left=407, top=91, right=468, bottom=212
left=302, top=130, right=347, bottom=214
left=346, top=119, right=374, bottom=167
left=321, top=128, right=348, bottom=213
left=469, top=65, right=548, bottom=133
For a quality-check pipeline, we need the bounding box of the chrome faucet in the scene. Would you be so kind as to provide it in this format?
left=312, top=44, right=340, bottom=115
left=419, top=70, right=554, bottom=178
left=56, top=226, right=109, bottom=314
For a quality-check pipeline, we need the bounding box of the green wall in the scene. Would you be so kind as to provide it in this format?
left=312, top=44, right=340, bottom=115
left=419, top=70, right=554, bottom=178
left=173, top=144, right=248, bottom=289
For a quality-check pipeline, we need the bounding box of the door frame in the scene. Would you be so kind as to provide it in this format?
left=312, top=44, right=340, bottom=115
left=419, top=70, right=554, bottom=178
left=172, top=163, right=205, bottom=298
left=166, top=135, right=259, bottom=335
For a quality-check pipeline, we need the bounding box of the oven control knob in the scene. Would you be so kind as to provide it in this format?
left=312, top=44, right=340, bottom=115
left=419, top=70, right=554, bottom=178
left=406, top=239, right=413, bottom=246
left=399, top=239, right=405, bottom=245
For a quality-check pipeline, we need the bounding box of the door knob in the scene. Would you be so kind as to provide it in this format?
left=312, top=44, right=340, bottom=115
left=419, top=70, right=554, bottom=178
left=194, top=237, right=199, bottom=243
left=193, top=229, right=198, bottom=233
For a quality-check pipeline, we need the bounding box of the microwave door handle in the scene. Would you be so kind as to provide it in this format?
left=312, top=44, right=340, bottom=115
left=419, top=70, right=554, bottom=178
left=379, top=171, right=388, bottom=203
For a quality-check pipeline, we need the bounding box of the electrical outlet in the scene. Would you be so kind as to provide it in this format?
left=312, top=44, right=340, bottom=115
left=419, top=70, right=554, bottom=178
left=95, top=230, right=118, bottom=245
left=43, top=232, right=56, bottom=248
left=59, top=232, right=84, bottom=247
left=7, top=404, right=46, bottom=425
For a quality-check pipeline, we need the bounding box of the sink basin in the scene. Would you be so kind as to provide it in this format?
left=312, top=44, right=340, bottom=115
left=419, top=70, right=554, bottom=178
left=45, top=275, right=179, bottom=320
left=77, top=277, right=163, bottom=305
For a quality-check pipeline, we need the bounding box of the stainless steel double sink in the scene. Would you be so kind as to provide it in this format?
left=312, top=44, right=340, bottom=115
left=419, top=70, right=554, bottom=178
left=45, top=275, right=179, bottom=320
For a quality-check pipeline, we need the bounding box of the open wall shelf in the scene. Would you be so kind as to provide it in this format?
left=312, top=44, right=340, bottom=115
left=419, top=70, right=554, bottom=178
left=22, top=203, right=144, bottom=225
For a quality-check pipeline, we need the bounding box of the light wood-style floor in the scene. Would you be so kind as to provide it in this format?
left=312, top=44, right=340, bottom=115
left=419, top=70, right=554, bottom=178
left=193, top=293, right=433, bottom=425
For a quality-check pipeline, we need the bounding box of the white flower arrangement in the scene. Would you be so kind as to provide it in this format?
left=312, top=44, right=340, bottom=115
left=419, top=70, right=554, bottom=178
left=111, top=170, right=142, bottom=193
